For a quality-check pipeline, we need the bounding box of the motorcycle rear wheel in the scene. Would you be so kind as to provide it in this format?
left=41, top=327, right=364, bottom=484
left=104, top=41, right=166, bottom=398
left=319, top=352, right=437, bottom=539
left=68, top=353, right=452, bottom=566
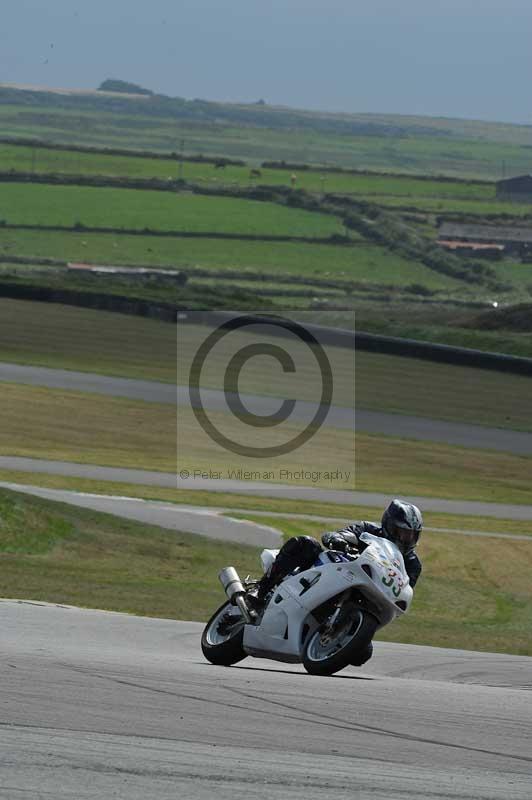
left=302, top=608, right=377, bottom=676
left=201, top=600, right=247, bottom=666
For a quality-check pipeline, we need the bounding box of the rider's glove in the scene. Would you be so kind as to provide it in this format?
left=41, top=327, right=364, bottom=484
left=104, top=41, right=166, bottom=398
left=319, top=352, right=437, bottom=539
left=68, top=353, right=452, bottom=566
left=322, top=532, right=349, bottom=553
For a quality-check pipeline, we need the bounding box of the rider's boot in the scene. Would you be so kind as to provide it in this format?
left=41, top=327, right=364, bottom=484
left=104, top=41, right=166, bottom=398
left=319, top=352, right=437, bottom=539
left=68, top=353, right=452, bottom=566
left=246, top=562, right=285, bottom=612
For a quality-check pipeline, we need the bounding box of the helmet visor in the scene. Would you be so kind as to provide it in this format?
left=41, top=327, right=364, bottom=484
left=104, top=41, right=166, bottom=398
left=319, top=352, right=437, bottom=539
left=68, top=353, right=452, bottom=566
left=390, top=525, right=417, bottom=552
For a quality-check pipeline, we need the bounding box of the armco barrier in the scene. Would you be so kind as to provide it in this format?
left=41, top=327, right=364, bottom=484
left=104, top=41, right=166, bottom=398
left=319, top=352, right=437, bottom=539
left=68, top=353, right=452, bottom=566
left=1, top=282, right=531, bottom=377
left=353, top=329, right=532, bottom=376
left=178, top=310, right=532, bottom=378
left=0, top=282, right=177, bottom=323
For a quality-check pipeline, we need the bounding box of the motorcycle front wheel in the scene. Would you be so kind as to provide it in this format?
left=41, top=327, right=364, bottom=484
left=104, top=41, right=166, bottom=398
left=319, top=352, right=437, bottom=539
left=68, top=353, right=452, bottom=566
left=201, top=600, right=247, bottom=666
left=302, top=608, right=377, bottom=676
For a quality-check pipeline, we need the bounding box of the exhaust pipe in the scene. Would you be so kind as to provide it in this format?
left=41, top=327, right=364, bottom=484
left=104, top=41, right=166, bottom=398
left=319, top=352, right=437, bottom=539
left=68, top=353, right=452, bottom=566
left=219, top=566, right=254, bottom=623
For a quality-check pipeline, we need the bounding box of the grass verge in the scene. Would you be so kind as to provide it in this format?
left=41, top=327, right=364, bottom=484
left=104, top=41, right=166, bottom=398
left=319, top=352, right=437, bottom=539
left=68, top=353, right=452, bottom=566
left=0, top=383, right=176, bottom=471
left=356, top=432, right=532, bottom=505
left=0, top=298, right=177, bottom=381
left=0, top=486, right=259, bottom=620
left=1, top=382, right=532, bottom=502
left=355, top=349, right=532, bottom=433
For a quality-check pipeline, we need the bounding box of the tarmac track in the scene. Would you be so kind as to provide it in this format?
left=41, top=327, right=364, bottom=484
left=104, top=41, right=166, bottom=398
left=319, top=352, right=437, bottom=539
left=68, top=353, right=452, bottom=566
left=1, top=436, right=529, bottom=799
left=1, top=600, right=531, bottom=800
left=2, top=362, right=532, bottom=456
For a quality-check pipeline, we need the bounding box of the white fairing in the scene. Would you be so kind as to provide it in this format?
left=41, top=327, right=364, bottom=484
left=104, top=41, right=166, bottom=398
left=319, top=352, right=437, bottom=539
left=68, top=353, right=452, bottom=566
left=260, top=549, right=280, bottom=574
left=243, top=533, right=413, bottom=663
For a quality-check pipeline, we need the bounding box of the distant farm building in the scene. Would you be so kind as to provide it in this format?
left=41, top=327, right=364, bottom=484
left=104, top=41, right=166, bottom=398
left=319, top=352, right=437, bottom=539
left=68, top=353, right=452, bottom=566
left=496, top=175, right=532, bottom=202
left=438, top=222, right=532, bottom=257
left=438, top=240, right=504, bottom=257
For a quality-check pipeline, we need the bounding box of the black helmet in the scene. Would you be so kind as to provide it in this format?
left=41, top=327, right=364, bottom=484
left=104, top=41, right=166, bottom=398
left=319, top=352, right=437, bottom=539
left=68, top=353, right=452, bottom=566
left=381, top=499, right=423, bottom=554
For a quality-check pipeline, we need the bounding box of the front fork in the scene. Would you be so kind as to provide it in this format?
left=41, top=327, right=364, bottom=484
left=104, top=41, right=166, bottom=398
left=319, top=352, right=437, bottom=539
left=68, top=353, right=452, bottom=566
left=320, top=590, right=352, bottom=643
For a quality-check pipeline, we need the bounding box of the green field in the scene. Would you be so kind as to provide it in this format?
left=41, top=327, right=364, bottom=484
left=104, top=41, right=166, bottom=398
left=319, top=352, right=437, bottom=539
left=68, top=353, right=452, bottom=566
left=0, top=142, right=497, bottom=199
left=3, top=100, right=532, bottom=179
left=2, top=141, right=532, bottom=343
left=0, top=486, right=530, bottom=654
left=0, top=227, right=468, bottom=290
left=0, top=182, right=344, bottom=238
left=489, top=258, right=532, bottom=289
left=360, top=193, right=532, bottom=217
left=3, top=139, right=529, bottom=225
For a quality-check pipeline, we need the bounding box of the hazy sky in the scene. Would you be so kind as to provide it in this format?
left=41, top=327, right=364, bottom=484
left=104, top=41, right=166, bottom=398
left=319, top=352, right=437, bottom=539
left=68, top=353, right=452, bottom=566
left=2, top=0, right=531, bottom=124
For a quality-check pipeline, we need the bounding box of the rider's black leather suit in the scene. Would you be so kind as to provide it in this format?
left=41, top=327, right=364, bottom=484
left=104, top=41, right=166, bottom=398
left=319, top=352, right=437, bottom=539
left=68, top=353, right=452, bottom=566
left=260, top=522, right=422, bottom=595
left=324, top=522, right=422, bottom=588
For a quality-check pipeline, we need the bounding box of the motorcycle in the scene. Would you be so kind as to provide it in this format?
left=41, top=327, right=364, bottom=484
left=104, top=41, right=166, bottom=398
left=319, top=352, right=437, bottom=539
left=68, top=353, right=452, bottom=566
left=201, top=532, right=413, bottom=676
